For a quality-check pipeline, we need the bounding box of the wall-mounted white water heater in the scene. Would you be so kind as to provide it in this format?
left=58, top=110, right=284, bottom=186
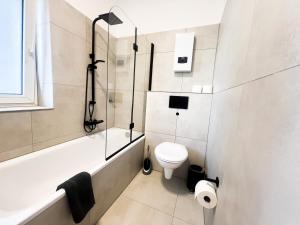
left=173, top=32, right=195, bottom=72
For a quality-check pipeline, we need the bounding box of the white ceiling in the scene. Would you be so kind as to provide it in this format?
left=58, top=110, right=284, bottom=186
left=65, top=0, right=227, bottom=37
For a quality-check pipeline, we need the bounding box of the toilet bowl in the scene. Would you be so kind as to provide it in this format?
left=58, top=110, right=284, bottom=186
left=155, top=142, right=188, bottom=179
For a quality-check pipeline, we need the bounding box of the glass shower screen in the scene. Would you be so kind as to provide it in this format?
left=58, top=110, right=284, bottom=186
left=104, top=7, right=145, bottom=160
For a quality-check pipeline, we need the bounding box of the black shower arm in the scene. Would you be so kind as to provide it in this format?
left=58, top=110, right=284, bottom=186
left=91, top=16, right=103, bottom=61
left=90, top=12, right=123, bottom=67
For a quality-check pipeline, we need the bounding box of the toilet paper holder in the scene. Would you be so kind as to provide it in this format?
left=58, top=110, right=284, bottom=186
left=205, top=176, right=219, bottom=188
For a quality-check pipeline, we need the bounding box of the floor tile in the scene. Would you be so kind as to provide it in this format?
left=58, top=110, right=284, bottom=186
left=97, top=170, right=204, bottom=225
left=123, top=171, right=181, bottom=215
left=97, top=195, right=173, bottom=225
left=172, top=218, right=192, bottom=225
left=174, top=182, right=204, bottom=225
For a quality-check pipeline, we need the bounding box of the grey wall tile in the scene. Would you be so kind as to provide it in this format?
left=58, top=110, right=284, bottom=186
left=151, top=52, right=183, bottom=92
left=0, top=145, right=33, bottom=163
left=146, top=29, right=185, bottom=53
left=181, top=49, right=216, bottom=92
left=51, top=24, right=88, bottom=86
left=214, top=0, right=300, bottom=93
left=116, top=53, right=147, bottom=92
left=206, top=86, right=243, bottom=179
left=32, top=84, right=85, bottom=144
left=175, top=137, right=206, bottom=167
left=233, top=66, right=300, bottom=225
left=175, top=137, right=207, bottom=178
left=48, top=0, right=86, bottom=39
left=206, top=1, right=300, bottom=222
left=145, top=92, right=177, bottom=135
left=186, top=24, right=219, bottom=50
left=208, top=67, right=300, bottom=225
left=205, top=87, right=245, bottom=225
left=114, top=90, right=145, bottom=132
left=213, top=0, right=256, bottom=92
left=115, top=36, right=135, bottom=56
left=32, top=132, right=84, bottom=152
left=86, top=18, right=110, bottom=52
left=86, top=42, right=116, bottom=92
left=244, top=0, right=300, bottom=80
left=176, top=94, right=212, bottom=141
left=0, top=112, right=32, bottom=161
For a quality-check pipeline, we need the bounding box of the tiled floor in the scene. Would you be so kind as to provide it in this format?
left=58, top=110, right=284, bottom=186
left=96, top=171, right=204, bottom=225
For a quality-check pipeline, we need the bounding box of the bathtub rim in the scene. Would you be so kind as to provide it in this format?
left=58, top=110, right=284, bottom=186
left=0, top=133, right=145, bottom=225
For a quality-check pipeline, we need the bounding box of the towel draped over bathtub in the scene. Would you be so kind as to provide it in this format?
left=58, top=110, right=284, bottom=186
left=57, top=172, right=95, bottom=224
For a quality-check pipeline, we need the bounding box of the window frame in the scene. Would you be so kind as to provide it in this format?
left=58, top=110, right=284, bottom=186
left=0, top=0, right=37, bottom=107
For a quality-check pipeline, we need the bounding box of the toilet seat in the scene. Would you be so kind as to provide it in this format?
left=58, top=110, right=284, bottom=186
left=155, top=142, right=188, bottom=163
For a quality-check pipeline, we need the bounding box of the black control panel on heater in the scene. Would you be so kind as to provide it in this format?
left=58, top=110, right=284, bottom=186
left=178, top=56, right=188, bottom=64
left=169, top=96, right=189, bottom=109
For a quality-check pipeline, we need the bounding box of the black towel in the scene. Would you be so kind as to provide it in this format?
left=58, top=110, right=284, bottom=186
left=57, top=172, right=95, bottom=224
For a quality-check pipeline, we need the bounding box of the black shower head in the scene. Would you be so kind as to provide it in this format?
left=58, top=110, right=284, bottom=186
left=99, top=12, right=123, bottom=25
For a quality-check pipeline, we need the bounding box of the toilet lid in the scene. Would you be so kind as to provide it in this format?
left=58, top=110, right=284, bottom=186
left=155, top=142, right=188, bottom=163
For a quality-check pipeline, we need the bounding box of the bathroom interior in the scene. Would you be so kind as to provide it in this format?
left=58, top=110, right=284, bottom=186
left=0, top=0, right=299, bottom=225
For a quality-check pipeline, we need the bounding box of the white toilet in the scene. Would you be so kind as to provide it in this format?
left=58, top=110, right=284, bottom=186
left=155, top=142, right=188, bottom=179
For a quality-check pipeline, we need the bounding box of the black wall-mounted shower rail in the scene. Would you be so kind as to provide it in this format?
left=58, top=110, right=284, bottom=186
left=84, top=13, right=123, bottom=133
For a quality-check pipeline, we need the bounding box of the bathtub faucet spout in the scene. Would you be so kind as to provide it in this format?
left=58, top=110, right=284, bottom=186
left=84, top=120, right=104, bottom=127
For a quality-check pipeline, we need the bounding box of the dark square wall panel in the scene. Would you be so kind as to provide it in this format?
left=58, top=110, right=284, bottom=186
left=169, top=96, right=189, bottom=109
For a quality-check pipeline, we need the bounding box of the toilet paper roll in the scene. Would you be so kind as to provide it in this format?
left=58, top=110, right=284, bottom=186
left=194, top=180, right=217, bottom=209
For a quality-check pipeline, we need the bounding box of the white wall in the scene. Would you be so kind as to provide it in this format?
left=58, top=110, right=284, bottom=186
left=65, top=0, right=226, bottom=36
left=206, top=0, right=300, bottom=224
left=143, top=25, right=219, bottom=179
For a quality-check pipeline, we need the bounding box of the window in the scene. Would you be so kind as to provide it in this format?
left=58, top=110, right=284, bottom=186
left=0, top=0, right=37, bottom=107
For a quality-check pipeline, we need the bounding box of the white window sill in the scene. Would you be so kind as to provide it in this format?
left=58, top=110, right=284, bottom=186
left=0, top=106, right=54, bottom=112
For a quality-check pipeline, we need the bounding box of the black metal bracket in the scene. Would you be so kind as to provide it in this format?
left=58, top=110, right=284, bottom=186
left=88, top=64, right=97, bottom=70
left=205, top=176, right=219, bottom=188
left=89, top=53, right=95, bottom=59
left=88, top=59, right=105, bottom=70
left=129, top=123, right=135, bottom=129
left=133, top=43, right=138, bottom=52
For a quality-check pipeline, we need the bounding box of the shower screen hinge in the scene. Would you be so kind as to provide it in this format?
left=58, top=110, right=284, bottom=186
left=133, top=43, right=138, bottom=52
left=129, top=123, right=135, bottom=129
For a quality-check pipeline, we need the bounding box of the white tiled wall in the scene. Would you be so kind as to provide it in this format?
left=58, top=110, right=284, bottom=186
left=144, top=25, right=219, bottom=179
left=145, top=92, right=178, bottom=135
left=145, top=92, right=212, bottom=179
left=149, top=25, right=219, bottom=93
left=205, top=0, right=300, bottom=224
left=176, top=94, right=212, bottom=141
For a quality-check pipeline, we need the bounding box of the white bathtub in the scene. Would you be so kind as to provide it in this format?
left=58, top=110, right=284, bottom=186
left=0, top=128, right=144, bottom=225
